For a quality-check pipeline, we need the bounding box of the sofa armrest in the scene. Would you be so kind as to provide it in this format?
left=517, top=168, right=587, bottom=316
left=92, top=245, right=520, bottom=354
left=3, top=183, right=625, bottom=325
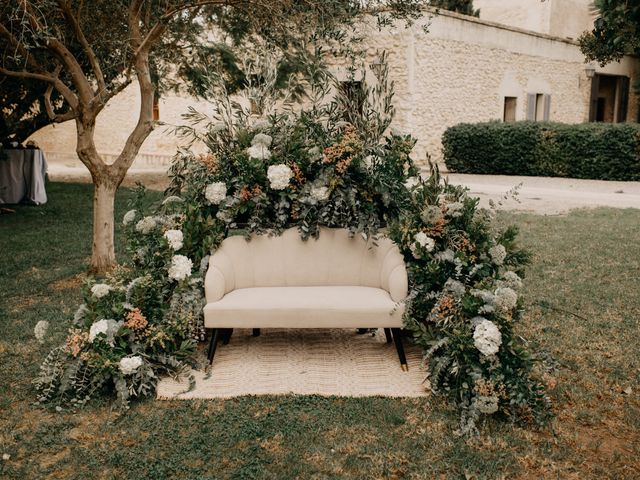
left=387, top=264, right=408, bottom=303
left=205, top=266, right=227, bottom=303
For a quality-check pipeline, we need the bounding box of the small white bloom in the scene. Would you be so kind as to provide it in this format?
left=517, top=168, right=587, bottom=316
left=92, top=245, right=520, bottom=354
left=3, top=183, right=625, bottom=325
left=122, top=209, right=137, bottom=226
left=310, top=186, right=330, bottom=202
left=119, top=356, right=144, bottom=376
left=501, top=271, right=523, bottom=290
left=34, top=320, right=49, bottom=343
left=435, top=249, right=455, bottom=263
left=308, top=146, right=322, bottom=161
left=414, top=232, right=435, bottom=252
left=489, top=244, right=507, bottom=266
left=89, top=319, right=122, bottom=345
left=251, top=133, right=272, bottom=147
left=444, top=278, right=466, bottom=297
left=168, top=255, right=193, bottom=282
left=363, top=155, right=374, bottom=168
left=91, top=283, right=112, bottom=299
left=446, top=202, right=464, bottom=218
left=164, top=229, right=183, bottom=251
left=2, top=453, right=10, bottom=461
left=135, top=216, right=157, bottom=234
left=267, top=164, right=293, bottom=190
left=247, top=144, right=272, bottom=160
left=404, top=176, right=419, bottom=190
left=473, top=319, right=502, bottom=356
left=475, top=395, right=500, bottom=414
left=494, top=287, right=518, bottom=313
left=205, top=182, right=227, bottom=205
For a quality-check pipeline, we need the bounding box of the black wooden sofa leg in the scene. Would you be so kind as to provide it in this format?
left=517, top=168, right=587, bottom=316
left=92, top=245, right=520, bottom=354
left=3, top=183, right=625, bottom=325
left=207, top=329, right=220, bottom=365
left=252, top=328, right=261, bottom=337
left=384, top=328, right=392, bottom=343
left=221, top=328, right=233, bottom=345
left=391, top=328, right=408, bottom=371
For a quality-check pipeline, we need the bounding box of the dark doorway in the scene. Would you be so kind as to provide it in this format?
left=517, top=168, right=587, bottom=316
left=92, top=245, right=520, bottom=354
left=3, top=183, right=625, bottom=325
left=589, top=74, right=630, bottom=123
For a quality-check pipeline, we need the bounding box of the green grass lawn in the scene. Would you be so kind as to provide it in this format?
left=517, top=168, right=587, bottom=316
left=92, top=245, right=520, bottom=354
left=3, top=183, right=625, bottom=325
left=1, top=182, right=639, bottom=479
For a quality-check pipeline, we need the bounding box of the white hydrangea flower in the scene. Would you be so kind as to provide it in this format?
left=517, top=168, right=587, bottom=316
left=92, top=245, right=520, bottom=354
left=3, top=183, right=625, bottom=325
left=89, top=319, right=122, bottom=345
left=204, top=182, right=227, bottom=205
left=494, top=287, right=518, bottom=313
left=122, top=209, right=137, bottom=226
left=168, top=255, right=193, bottom=281
left=246, top=144, right=272, bottom=160
left=251, top=133, right=272, bottom=147
left=473, top=319, right=502, bottom=356
left=444, top=278, right=466, bottom=297
left=91, top=283, right=112, bottom=299
left=475, top=395, right=500, bottom=414
left=135, top=216, right=157, bottom=234
left=414, top=232, right=435, bottom=252
left=164, top=229, right=183, bottom=251
left=34, top=320, right=49, bottom=343
left=435, top=249, right=456, bottom=263
left=404, top=176, right=420, bottom=190
left=310, top=186, right=330, bottom=202
left=446, top=202, right=464, bottom=218
left=119, top=356, right=144, bottom=375
left=267, top=164, right=293, bottom=190
left=501, top=271, right=523, bottom=290
left=489, top=244, right=507, bottom=266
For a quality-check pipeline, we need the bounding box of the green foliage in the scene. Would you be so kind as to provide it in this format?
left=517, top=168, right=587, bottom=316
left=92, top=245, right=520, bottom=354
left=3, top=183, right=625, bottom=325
left=443, top=121, right=640, bottom=181
left=430, top=0, right=479, bottom=17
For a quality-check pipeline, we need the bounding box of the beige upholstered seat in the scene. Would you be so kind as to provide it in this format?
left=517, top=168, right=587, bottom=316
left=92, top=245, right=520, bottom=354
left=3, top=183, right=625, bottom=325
left=204, top=227, right=408, bottom=329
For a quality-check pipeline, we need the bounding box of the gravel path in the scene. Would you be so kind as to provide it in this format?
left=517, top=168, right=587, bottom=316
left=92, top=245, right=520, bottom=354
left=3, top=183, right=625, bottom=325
left=47, top=164, right=640, bottom=215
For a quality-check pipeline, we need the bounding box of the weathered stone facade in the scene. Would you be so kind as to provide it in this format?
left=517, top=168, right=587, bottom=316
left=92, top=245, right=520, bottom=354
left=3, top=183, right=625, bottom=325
left=30, top=7, right=640, bottom=169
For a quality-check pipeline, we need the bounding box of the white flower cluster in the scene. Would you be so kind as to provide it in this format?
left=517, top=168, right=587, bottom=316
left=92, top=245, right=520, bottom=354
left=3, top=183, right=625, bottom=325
left=135, top=216, right=157, bottom=234
left=122, top=209, right=137, bottom=226
left=500, top=271, right=522, bottom=290
left=473, top=319, right=502, bottom=356
left=310, top=185, right=330, bottom=202
left=89, top=319, right=122, bottom=345
left=488, top=244, right=507, bottom=266
left=205, top=182, right=227, bottom=205
left=247, top=133, right=272, bottom=160
left=404, top=176, right=420, bottom=190
left=444, top=278, right=466, bottom=297
left=34, top=320, right=49, bottom=343
left=164, top=229, right=183, bottom=251
left=119, top=356, right=144, bottom=375
left=494, top=287, right=518, bottom=313
left=168, top=255, right=193, bottom=281
left=267, top=164, right=293, bottom=190
left=91, top=283, right=112, bottom=299
left=410, top=232, right=435, bottom=259
left=446, top=202, right=464, bottom=218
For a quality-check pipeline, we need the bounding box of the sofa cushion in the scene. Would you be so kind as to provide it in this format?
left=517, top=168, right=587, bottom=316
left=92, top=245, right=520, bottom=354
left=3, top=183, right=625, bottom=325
left=205, top=227, right=408, bottom=303
left=203, top=286, right=404, bottom=329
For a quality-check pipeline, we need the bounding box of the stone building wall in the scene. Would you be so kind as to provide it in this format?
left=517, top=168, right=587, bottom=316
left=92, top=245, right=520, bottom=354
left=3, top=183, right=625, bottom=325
left=29, top=8, right=639, bottom=169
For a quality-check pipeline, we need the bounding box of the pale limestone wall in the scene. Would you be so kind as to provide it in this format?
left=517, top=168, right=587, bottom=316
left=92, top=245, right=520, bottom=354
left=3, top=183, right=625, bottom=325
left=30, top=8, right=639, bottom=169
left=475, top=0, right=594, bottom=40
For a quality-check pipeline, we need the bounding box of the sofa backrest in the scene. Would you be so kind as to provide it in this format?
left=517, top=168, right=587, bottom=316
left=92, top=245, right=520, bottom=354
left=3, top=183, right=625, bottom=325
left=207, top=227, right=407, bottom=300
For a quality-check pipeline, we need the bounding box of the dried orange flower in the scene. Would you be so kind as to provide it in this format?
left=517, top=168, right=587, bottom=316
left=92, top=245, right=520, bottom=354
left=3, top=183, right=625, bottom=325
left=197, top=153, right=218, bottom=172
left=64, top=329, right=89, bottom=358
left=124, top=308, right=148, bottom=331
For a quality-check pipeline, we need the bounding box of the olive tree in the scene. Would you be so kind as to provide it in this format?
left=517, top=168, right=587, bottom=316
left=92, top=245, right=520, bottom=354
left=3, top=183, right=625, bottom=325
left=0, top=0, right=428, bottom=273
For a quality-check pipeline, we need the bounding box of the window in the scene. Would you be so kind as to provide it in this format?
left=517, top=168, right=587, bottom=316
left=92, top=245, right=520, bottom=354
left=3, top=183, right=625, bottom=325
left=503, top=97, right=517, bottom=122
left=152, top=97, right=160, bottom=121
left=526, top=93, right=551, bottom=121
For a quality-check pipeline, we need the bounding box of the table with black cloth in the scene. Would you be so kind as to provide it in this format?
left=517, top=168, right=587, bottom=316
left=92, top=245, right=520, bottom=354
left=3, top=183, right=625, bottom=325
left=0, top=149, right=48, bottom=205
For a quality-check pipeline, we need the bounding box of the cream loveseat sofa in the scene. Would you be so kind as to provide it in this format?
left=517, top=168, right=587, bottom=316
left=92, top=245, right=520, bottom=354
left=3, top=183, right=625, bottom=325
left=204, top=227, right=410, bottom=370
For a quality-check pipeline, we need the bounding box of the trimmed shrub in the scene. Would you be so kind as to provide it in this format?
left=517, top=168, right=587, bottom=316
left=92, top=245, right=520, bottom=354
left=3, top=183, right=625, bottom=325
left=443, top=121, right=640, bottom=181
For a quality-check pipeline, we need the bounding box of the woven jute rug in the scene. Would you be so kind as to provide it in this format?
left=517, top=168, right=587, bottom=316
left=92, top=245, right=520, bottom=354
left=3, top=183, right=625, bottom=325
left=157, top=328, right=430, bottom=399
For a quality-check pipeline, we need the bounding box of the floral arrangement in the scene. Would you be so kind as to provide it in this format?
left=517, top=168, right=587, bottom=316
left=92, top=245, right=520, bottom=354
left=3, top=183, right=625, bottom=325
left=35, top=55, right=549, bottom=432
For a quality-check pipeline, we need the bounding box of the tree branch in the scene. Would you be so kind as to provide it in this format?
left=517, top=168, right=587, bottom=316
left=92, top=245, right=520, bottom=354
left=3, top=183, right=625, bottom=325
left=56, top=0, right=107, bottom=95
left=43, top=65, right=77, bottom=123
left=0, top=65, right=79, bottom=110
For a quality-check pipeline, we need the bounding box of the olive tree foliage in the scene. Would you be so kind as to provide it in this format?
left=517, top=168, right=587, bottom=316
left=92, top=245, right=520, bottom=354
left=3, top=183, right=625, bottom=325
left=428, top=0, right=478, bottom=16
left=0, top=0, right=429, bottom=273
left=579, top=0, right=640, bottom=66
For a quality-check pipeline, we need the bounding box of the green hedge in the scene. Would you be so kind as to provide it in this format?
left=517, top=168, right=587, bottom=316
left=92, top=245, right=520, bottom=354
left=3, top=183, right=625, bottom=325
left=442, top=121, right=640, bottom=181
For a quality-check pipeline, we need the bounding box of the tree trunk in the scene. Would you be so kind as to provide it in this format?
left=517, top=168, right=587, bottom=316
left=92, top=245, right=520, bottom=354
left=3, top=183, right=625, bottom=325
left=90, top=177, right=118, bottom=274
